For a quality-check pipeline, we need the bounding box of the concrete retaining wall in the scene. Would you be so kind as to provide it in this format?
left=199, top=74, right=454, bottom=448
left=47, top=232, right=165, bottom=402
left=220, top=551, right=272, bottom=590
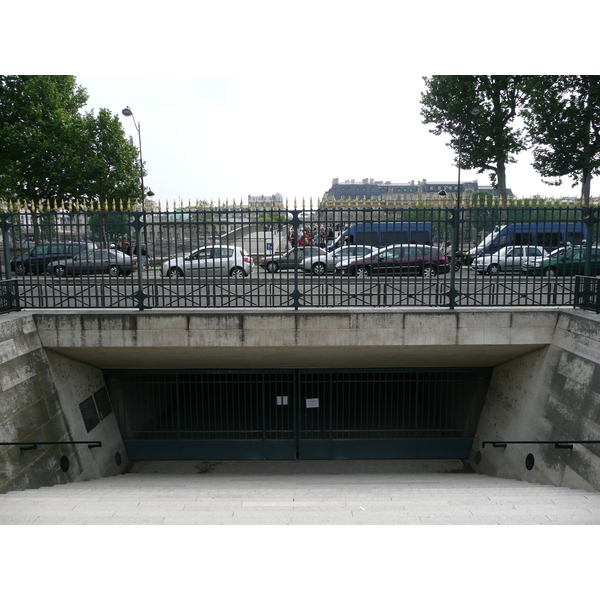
left=32, top=308, right=558, bottom=370
left=471, top=310, right=600, bottom=492
left=3, top=307, right=600, bottom=493
left=0, top=313, right=126, bottom=494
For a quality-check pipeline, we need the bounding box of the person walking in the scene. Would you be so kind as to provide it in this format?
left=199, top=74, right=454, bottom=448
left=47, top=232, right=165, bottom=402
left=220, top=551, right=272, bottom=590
left=132, top=244, right=149, bottom=270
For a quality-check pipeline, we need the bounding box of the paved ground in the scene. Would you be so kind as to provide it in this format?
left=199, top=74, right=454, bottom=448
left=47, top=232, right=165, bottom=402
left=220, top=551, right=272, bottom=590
left=2, top=459, right=600, bottom=525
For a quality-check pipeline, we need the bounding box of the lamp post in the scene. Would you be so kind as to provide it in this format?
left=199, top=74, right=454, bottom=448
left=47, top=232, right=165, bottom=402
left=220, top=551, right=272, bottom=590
left=448, top=106, right=480, bottom=308
left=121, top=106, right=145, bottom=208
left=122, top=106, right=149, bottom=309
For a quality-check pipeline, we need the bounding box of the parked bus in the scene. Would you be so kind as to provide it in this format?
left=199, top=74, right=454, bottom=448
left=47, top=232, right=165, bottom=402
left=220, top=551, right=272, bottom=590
left=458, top=222, right=586, bottom=266
left=328, top=222, right=432, bottom=251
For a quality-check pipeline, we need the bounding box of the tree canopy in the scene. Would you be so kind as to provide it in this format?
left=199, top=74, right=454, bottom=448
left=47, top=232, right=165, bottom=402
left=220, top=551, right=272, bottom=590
left=0, top=75, right=142, bottom=207
left=522, top=75, right=600, bottom=205
left=420, top=76, right=527, bottom=201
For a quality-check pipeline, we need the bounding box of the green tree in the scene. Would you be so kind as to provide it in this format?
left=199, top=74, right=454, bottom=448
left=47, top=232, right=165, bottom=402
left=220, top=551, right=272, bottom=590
left=420, top=76, right=528, bottom=201
left=0, top=75, right=88, bottom=204
left=88, top=211, right=130, bottom=244
left=76, top=108, right=142, bottom=206
left=522, top=76, right=600, bottom=205
left=0, top=75, right=142, bottom=207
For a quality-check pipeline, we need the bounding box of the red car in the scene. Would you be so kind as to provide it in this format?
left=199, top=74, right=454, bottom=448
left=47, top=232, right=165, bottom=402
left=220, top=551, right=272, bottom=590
left=335, top=244, right=450, bottom=277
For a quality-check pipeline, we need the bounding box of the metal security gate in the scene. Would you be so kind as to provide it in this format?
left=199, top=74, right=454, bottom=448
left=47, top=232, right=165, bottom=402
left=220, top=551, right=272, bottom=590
left=106, top=371, right=296, bottom=460
left=105, top=369, right=491, bottom=460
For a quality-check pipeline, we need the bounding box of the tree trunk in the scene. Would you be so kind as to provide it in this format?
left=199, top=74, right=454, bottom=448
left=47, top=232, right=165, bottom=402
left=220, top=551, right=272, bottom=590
left=581, top=167, right=592, bottom=206
left=496, top=162, right=508, bottom=201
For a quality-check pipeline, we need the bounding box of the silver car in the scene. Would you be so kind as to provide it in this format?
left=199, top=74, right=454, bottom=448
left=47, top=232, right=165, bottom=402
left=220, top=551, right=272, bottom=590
left=161, top=246, right=252, bottom=278
left=259, top=246, right=327, bottom=273
left=471, top=245, right=549, bottom=275
left=303, top=245, right=376, bottom=275
left=47, top=249, right=135, bottom=277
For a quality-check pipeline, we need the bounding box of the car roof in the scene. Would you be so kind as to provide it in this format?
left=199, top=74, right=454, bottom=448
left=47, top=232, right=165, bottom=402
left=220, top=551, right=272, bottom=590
left=194, top=245, right=243, bottom=250
left=381, top=244, right=434, bottom=250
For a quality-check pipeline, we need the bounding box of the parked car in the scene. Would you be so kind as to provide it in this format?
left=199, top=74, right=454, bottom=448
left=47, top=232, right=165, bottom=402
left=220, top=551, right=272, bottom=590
left=161, top=246, right=252, bottom=278
left=471, top=245, right=549, bottom=275
left=259, top=247, right=327, bottom=273
left=521, top=245, right=600, bottom=277
left=47, top=249, right=136, bottom=277
left=10, top=242, right=95, bottom=275
left=303, top=245, right=376, bottom=275
left=336, top=244, right=450, bottom=277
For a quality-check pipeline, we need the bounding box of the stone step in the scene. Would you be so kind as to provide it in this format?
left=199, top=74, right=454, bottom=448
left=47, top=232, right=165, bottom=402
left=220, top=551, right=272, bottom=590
left=2, top=460, right=598, bottom=524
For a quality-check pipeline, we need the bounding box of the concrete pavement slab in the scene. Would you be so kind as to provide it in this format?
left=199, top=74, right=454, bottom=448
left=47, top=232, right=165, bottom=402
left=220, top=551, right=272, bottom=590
left=2, top=459, right=600, bottom=524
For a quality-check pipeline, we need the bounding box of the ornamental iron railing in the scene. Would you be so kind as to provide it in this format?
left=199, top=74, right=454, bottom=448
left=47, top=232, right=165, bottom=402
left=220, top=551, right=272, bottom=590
left=574, top=276, right=600, bottom=314
left=1, top=199, right=599, bottom=312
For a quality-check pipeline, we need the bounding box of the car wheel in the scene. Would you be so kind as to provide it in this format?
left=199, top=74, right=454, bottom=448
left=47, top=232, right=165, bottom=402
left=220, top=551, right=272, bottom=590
left=355, top=266, right=370, bottom=277
left=543, top=267, right=556, bottom=277
left=230, top=267, right=245, bottom=278
left=312, top=262, right=326, bottom=276
left=266, top=262, right=279, bottom=273
left=168, top=267, right=184, bottom=278
left=53, top=265, right=67, bottom=277
left=422, top=265, right=437, bottom=278
left=108, top=265, right=122, bottom=277
left=487, top=263, right=500, bottom=276
left=16, top=264, right=26, bottom=276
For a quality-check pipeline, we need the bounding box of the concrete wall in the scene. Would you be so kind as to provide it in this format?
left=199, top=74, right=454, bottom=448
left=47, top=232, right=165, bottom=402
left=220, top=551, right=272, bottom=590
left=471, top=310, right=600, bottom=492
left=32, top=308, right=558, bottom=369
left=3, top=307, right=600, bottom=493
left=0, top=313, right=126, bottom=494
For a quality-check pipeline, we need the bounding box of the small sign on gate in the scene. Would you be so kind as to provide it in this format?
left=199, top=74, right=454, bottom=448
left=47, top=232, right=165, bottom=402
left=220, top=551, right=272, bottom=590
left=306, top=398, right=319, bottom=409
left=276, top=396, right=288, bottom=406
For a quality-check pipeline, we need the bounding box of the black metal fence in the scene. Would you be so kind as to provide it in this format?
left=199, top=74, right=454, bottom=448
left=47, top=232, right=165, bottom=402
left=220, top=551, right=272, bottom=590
left=574, top=276, right=600, bottom=314
left=0, top=278, right=19, bottom=315
left=1, top=200, right=599, bottom=312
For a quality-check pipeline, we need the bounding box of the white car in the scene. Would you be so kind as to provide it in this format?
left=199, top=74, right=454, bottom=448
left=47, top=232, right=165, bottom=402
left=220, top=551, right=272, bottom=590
left=161, top=246, right=253, bottom=278
left=471, top=245, right=548, bottom=275
left=303, top=245, right=376, bottom=275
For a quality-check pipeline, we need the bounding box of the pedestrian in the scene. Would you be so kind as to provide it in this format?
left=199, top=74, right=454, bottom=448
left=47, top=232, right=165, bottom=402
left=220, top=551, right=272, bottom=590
left=132, top=244, right=149, bottom=270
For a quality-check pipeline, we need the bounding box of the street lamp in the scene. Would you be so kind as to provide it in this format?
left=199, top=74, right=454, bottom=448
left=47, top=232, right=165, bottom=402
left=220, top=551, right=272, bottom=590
left=122, top=106, right=151, bottom=306
left=122, top=106, right=145, bottom=208
left=448, top=106, right=480, bottom=308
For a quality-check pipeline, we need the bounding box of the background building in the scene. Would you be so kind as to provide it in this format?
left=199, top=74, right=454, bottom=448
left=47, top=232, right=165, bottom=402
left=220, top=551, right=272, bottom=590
left=248, top=192, right=285, bottom=210
left=321, top=178, right=514, bottom=208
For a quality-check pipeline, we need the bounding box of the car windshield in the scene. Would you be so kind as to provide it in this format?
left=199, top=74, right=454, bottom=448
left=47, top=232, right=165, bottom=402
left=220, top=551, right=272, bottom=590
left=478, top=230, right=499, bottom=251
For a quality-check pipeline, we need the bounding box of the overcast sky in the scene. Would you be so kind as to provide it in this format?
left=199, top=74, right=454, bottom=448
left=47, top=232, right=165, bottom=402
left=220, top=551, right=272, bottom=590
left=5, top=1, right=598, bottom=209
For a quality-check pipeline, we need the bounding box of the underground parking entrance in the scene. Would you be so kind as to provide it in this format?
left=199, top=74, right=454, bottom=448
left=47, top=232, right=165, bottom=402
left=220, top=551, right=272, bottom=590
left=104, top=368, right=492, bottom=461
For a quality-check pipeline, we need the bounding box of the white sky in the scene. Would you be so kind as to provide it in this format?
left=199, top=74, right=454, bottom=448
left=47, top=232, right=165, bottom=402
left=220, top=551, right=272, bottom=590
left=4, top=1, right=598, bottom=210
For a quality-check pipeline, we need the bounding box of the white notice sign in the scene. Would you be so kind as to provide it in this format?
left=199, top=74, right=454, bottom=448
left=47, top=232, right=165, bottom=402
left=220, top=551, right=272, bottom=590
left=306, top=398, right=319, bottom=409
left=276, top=396, right=288, bottom=406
